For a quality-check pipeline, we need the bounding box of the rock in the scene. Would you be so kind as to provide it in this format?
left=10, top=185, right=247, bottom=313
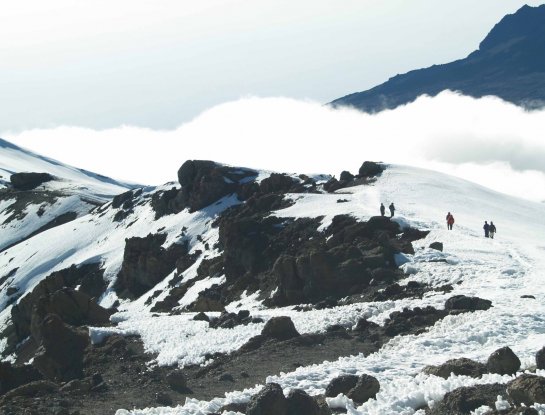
left=32, top=314, right=90, bottom=382
left=261, top=317, right=300, bottom=341
left=193, top=312, right=209, bottom=322
left=428, top=383, right=507, bottom=415
left=246, top=383, right=287, bottom=415
left=10, top=172, right=54, bottom=190
left=521, top=295, right=536, bottom=299
left=423, top=358, right=487, bottom=379
left=507, top=374, right=545, bottom=405
left=6, top=286, right=18, bottom=296
left=166, top=370, right=187, bottom=392
left=115, top=233, right=187, bottom=299
left=323, top=178, right=343, bottom=193
left=259, top=173, right=298, bottom=194
left=347, top=374, right=380, bottom=404
left=487, top=346, right=521, bottom=375
left=353, top=318, right=380, bottom=332
left=444, top=295, right=492, bottom=311
left=325, top=374, right=359, bottom=397
left=0, top=380, right=59, bottom=400
left=358, top=161, right=384, bottom=178
left=112, top=190, right=135, bottom=209
left=383, top=306, right=445, bottom=337
left=339, top=171, right=354, bottom=181
left=0, top=362, right=42, bottom=395
left=429, top=242, right=443, bottom=252
left=220, top=403, right=248, bottom=413
left=155, top=391, right=173, bottom=406
left=59, top=378, right=94, bottom=394
left=286, top=389, right=322, bottom=415
left=29, top=288, right=111, bottom=345
left=536, top=346, right=545, bottom=369
left=218, top=373, right=234, bottom=382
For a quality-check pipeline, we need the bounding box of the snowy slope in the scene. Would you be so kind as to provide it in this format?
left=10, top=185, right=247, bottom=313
left=1, top=161, right=545, bottom=414
left=105, top=165, right=545, bottom=415
left=0, top=138, right=135, bottom=251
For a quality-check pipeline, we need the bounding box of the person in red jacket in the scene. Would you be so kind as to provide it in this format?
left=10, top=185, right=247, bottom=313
left=446, top=212, right=455, bottom=230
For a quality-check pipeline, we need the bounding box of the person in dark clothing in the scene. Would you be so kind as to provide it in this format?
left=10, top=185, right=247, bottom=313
left=483, top=221, right=490, bottom=238
left=489, top=221, right=497, bottom=239
left=446, top=212, right=454, bottom=230
left=389, top=203, right=395, bottom=217
left=380, top=203, right=385, bottom=217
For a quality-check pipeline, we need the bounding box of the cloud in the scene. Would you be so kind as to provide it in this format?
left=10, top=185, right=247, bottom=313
left=3, top=91, right=545, bottom=202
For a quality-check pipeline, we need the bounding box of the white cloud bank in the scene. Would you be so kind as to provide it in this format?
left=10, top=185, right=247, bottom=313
left=4, top=91, right=545, bottom=202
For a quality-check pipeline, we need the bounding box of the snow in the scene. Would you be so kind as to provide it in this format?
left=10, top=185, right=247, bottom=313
left=2, top=158, right=545, bottom=415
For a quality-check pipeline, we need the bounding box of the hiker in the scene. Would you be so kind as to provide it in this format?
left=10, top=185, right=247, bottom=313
left=389, top=202, right=395, bottom=217
left=483, top=221, right=490, bottom=238
left=446, top=212, right=455, bottom=230
left=489, top=221, right=497, bottom=239
left=380, top=203, right=385, bottom=217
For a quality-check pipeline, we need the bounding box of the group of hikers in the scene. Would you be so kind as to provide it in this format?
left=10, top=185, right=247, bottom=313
left=445, top=212, right=497, bottom=238
left=379, top=205, right=497, bottom=238
left=380, top=202, right=395, bottom=217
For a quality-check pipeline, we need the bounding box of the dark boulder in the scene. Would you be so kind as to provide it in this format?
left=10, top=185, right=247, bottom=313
left=383, top=306, right=445, bottom=337
left=507, top=374, right=545, bottom=405
left=537, top=346, right=545, bottom=369
left=358, top=161, right=384, bottom=178
left=428, top=383, right=507, bottom=415
left=112, top=190, right=135, bottom=209
left=115, top=233, right=186, bottom=299
left=0, top=362, right=42, bottom=396
left=353, top=318, right=380, bottom=332
left=259, top=173, right=298, bottom=194
left=286, top=389, right=322, bottom=415
left=339, top=171, right=355, bottom=181
left=423, top=358, right=487, bottom=379
left=246, top=383, right=287, bottom=415
left=262, top=317, right=300, bottom=341
left=347, top=374, right=380, bottom=404
left=10, top=172, right=54, bottom=190
left=429, top=242, right=443, bottom=252
left=325, top=374, right=359, bottom=397
left=444, top=295, right=492, bottom=311
left=487, top=346, right=521, bottom=375
left=32, top=314, right=90, bottom=382
left=323, top=178, right=343, bottom=193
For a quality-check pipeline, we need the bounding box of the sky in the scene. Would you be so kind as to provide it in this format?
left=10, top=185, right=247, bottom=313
left=2, top=1, right=545, bottom=203
left=0, top=0, right=543, bottom=131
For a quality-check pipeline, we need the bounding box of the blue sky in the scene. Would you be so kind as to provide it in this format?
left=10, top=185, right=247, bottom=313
left=1, top=0, right=543, bottom=132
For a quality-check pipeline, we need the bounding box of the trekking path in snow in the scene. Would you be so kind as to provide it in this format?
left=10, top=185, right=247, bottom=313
left=109, top=165, right=545, bottom=415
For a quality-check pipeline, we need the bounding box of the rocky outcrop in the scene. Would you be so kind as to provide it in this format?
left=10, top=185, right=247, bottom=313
left=10, top=172, right=54, bottom=190
left=428, top=383, right=508, bottom=415
left=323, top=162, right=385, bottom=193
left=358, top=161, right=384, bottom=178
left=0, top=362, right=42, bottom=396
left=115, top=233, right=186, bottom=299
left=423, top=358, right=487, bottom=379
left=507, top=374, right=545, bottom=405
left=325, top=374, right=380, bottom=404
left=536, top=346, right=545, bottom=369
left=32, top=314, right=90, bottom=382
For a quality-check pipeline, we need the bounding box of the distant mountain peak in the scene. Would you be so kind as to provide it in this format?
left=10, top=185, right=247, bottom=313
left=331, top=3, right=545, bottom=112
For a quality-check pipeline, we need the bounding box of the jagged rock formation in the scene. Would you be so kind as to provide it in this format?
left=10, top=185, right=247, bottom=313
left=331, top=5, right=545, bottom=111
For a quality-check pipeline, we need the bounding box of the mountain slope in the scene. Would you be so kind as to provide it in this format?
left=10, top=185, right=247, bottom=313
left=0, top=138, right=135, bottom=252
left=1, top=153, right=544, bottom=414
left=331, top=4, right=545, bottom=112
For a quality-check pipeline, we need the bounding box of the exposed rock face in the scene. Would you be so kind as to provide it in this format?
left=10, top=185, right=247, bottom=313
left=487, top=346, right=521, bottom=375
left=261, top=317, right=300, bottom=341
left=32, top=314, right=90, bottom=382
left=246, top=383, right=287, bottom=415
left=428, top=383, right=508, bottom=415
left=330, top=5, right=545, bottom=112
left=29, top=288, right=111, bottom=344
left=325, top=374, right=358, bottom=397
left=10, top=172, right=54, bottom=190
left=177, top=160, right=257, bottom=212
left=115, top=233, right=186, bottom=299
left=507, top=374, right=545, bottom=405
left=423, top=358, right=487, bottom=379
left=10, top=263, right=107, bottom=344
left=286, top=389, right=323, bottom=415
left=444, top=295, right=492, bottom=311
